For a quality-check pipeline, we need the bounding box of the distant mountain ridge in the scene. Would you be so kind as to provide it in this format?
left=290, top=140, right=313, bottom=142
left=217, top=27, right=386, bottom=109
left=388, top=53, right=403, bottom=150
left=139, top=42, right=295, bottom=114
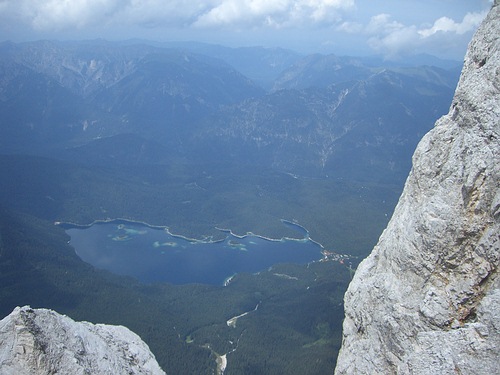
left=0, top=40, right=459, bottom=184
left=0, top=40, right=263, bottom=154
left=197, top=64, right=458, bottom=181
left=0, top=40, right=261, bottom=97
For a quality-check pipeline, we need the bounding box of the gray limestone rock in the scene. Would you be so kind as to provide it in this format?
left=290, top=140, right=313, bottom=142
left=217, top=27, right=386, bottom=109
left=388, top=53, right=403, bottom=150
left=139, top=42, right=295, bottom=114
left=0, top=306, right=165, bottom=375
left=335, top=2, right=500, bottom=374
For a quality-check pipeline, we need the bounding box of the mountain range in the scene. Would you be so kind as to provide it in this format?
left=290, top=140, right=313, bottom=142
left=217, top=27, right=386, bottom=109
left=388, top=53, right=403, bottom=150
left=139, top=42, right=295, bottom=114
left=1, top=40, right=459, bottom=183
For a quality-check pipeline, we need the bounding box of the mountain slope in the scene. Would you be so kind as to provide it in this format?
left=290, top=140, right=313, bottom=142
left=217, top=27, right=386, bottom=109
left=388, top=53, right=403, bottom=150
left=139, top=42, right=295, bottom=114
left=0, top=40, right=264, bottom=153
left=196, top=65, right=456, bottom=183
left=0, top=40, right=458, bottom=185
left=272, top=53, right=460, bottom=91
left=272, top=54, right=372, bottom=90
left=335, top=3, right=500, bottom=374
left=160, top=42, right=303, bottom=89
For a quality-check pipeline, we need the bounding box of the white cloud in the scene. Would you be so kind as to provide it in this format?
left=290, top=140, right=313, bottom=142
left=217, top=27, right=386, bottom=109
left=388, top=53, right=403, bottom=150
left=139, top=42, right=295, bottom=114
left=194, top=0, right=289, bottom=28
left=0, top=0, right=355, bottom=32
left=418, top=11, right=487, bottom=37
left=11, top=0, right=126, bottom=30
left=361, top=10, right=488, bottom=58
left=366, top=13, right=403, bottom=34
left=118, top=0, right=217, bottom=27
left=336, top=21, right=363, bottom=33
left=194, top=0, right=355, bottom=28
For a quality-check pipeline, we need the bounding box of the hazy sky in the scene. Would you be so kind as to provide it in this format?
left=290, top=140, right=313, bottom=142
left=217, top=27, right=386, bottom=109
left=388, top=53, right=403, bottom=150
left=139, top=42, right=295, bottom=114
left=0, top=0, right=493, bottom=59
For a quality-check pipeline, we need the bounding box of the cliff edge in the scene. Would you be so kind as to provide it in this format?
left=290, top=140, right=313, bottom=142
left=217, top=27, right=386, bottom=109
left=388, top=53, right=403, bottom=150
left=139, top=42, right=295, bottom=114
left=335, top=2, right=499, bottom=374
left=0, top=306, right=165, bottom=375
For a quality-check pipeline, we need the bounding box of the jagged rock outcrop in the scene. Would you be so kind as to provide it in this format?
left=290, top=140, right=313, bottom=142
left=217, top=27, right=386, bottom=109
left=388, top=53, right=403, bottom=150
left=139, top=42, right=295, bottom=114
left=335, top=2, right=499, bottom=374
left=0, top=306, right=165, bottom=375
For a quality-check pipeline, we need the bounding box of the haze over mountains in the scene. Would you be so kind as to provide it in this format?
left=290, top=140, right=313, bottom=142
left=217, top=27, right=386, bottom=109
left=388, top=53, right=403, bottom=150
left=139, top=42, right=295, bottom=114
left=0, top=39, right=464, bottom=374
left=1, top=40, right=459, bottom=183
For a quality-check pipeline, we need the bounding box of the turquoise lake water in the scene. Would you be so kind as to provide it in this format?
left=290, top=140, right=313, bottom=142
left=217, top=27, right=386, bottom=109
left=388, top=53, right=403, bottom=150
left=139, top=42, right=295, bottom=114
left=66, top=220, right=323, bottom=285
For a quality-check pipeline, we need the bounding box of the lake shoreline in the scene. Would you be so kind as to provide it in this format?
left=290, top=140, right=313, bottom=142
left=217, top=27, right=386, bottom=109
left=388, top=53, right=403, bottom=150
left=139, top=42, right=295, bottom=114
left=63, top=218, right=329, bottom=285
left=56, top=217, right=326, bottom=249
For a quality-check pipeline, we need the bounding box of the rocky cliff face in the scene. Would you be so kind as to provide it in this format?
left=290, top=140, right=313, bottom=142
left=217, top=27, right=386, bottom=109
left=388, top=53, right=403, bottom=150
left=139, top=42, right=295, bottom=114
left=335, top=2, right=499, bottom=374
left=0, top=306, right=165, bottom=375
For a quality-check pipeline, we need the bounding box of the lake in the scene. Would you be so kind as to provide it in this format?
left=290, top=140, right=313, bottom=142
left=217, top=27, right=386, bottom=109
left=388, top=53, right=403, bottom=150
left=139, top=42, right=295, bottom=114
left=65, top=220, right=324, bottom=285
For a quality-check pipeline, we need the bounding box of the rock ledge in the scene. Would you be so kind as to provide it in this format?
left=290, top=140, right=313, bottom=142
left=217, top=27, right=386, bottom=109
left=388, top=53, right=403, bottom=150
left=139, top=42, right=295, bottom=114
left=0, top=306, right=165, bottom=375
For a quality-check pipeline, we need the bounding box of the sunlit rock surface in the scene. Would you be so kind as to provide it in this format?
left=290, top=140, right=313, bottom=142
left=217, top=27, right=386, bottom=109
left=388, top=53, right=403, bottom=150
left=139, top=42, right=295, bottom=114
left=0, top=306, right=165, bottom=375
left=335, top=2, right=499, bottom=374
